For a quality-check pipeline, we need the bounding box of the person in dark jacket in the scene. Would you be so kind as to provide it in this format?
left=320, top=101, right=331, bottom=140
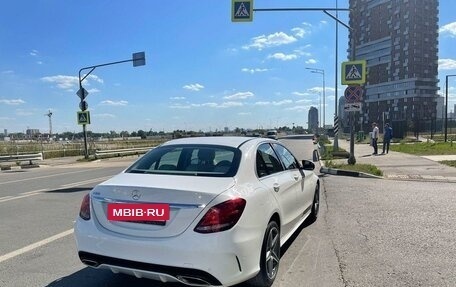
left=382, top=123, right=393, bottom=154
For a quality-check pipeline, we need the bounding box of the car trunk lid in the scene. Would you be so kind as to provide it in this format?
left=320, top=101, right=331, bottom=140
left=91, top=173, right=235, bottom=238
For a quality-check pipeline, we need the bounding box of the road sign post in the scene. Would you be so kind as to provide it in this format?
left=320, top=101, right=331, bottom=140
left=78, top=52, right=146, bottom=159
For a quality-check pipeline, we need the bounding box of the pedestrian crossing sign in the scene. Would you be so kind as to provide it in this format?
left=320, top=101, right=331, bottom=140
left=77, top=111, right=91, bottom=125
left=232, top=0, right=253, bottom=22
left=342, top=60, right=366, bottom=85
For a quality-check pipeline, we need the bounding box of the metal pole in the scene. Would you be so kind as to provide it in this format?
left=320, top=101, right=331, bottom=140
left=323, top=70, right=326, bottom=129
left=445, top=75, right=449, bottom=142
left=334, top=0, right=339, bottom=151
left=78, top=75, right=89, bottom=159
left=348, top=10, right=357, bottom=165
left=319, top=92, right=322, bottom=130
left=77, top=52, right=146, bottom=159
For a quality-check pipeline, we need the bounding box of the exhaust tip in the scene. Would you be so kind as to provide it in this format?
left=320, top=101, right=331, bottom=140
left=176, top=275, right=211, bottom=286
left=81, top=259, right=99, bottom=267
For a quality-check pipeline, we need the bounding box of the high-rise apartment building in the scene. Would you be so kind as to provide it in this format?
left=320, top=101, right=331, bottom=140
left=308, top=106, right=319, bottom=132
left=349, top=0, right=439, bottom=136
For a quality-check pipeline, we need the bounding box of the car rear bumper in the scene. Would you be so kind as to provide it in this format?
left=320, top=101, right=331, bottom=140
left=74, top=217, right=262, bottom=286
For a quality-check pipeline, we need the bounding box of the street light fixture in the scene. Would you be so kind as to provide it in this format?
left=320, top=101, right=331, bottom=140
left=306, top=67, right=325, bottom=130
left=78, top=52, right=146, bottom=159
left=445, top=74, right=456, bottom=142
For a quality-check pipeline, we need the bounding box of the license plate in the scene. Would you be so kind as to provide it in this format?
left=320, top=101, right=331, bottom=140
left=107, top=203, right=170, bottom=222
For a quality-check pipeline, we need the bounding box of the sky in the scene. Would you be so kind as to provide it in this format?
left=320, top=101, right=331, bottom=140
left=1, top=0, right=456, bottom=134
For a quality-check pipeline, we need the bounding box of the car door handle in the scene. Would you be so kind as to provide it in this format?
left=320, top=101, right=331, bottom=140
left=273, top=183, right=280, bottom=192
left=293, top=174, right=300, bottom=181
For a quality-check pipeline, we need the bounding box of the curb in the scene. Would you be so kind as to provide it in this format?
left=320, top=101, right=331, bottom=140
left=320, top=167, right=383, bottom=179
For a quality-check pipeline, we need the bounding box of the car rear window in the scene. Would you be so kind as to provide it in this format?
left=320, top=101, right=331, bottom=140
left=126, top=144, right=241, bottom=177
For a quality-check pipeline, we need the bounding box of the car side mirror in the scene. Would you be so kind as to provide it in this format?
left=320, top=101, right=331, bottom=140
left=301, top=160, right=315, bottom=171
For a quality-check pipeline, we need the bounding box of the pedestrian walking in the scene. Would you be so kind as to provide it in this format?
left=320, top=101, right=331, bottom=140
left=371, top=122, right=379, bottom=155
left=382, top=123, right=393, bottom=154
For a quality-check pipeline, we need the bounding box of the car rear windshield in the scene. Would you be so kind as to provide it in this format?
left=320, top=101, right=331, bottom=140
left=126, top=144, right=241, bottom=177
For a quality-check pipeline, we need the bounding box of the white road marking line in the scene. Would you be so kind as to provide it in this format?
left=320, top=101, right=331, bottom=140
left=0, top=192, right=43, bottom=203
left=60, top=176, right=111, bottom=188
left=0, top=189, right=49, bottom=203
left=0, top=169, right=102, bottom=185
left=0, top=228, right=74, bottom=264
left=21, top=188, right=49, bottom=195
left=0, top=176, right=110, bottom=204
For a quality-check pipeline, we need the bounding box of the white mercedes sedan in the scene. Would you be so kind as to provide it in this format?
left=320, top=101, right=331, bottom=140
left=74, top=136, right=320, bottom=287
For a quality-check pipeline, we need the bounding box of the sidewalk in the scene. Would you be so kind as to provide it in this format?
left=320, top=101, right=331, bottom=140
left=332, top=139, right=456, bottom=182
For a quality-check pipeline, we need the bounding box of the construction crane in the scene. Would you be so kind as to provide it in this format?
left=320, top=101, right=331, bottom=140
left=44, top=110, right=53, bottom=138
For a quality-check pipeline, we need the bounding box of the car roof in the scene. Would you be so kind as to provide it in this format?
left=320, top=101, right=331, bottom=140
left=161, top=136, right=267, bottom=148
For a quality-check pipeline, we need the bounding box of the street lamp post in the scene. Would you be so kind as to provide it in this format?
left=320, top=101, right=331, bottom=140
left=78, top=52, right=146, bottom=159
left=445, top=75, right=456, bottom=142
left=306, top=68, right=326, bottom=130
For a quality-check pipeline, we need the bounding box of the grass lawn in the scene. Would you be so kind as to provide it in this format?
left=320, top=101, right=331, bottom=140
left=390, top=142, right=456, bottom=156
left=440, top=160, right=456, bottom=168
left=324, top=160, right=383, bottom=176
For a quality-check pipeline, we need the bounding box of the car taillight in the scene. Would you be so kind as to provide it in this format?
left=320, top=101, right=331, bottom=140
left=79, top=194, right=91, bottom=220
left=194, top=198, right=246, bottom=233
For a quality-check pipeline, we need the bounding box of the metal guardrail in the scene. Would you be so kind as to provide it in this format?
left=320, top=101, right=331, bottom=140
left=0, top=153, right=43, bottom=165
left=94, top=147, right=155, bottom=159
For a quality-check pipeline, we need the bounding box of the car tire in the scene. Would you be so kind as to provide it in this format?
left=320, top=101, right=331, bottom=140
left=248, top=221, right=280, bottom=287
left=307, top=183, right=320, bottom=223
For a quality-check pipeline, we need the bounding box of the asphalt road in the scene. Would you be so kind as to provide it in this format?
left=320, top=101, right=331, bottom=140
left=1, top=139, right=456, bottom=287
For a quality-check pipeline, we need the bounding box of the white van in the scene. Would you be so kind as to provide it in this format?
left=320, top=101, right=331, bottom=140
left=266, top=130, right=278, bottom=140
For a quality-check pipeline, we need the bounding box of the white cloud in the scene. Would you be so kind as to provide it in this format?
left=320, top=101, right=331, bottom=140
left=267, top=53, right=298, bottom=61
left=30, top=49, right=39, bottom=56
left=99, top=100, right=128, bottom=106
left=170, top=97, right=186, bottom=100
left=305, top=59, right=317, bottom=64
left=243, top=32, right=297, bottom=50
left=36, top=61, right=43, bottom=65
left=295, top=99, right=313, bottom=104
left=0, top=99, right=26, bottom=105
left=183, top=83, right=204, bottom=91
left=308, top=87, right=336, bottom=94
left=93, top=113, right=116, bottom=119
left=2, top=70, right=14, bottom=74
left=169, top=104, right=192, bottom=109
left=241, top=68, right=270, bottom=74
left=292, top=91, right=312, bottom=97
left=439, top=59, right=456, bottom=70
left=41, top=74, right=103, bottom=90
left=439, top=22, right=456, bottom=37
left=224, top=91, right=254, bottom=100
left=291, top=28, right=306, bottom=38
left=87, top=88, right=100, bottom=93
left=169, top=101, right=244, bottom=109
left=254, top=100, right=293, bottom=106
left=291, top=23, right=312, bottom=38
left=218, top=101, right=244, bottom=108
left=0, top=117, right=15, bottom=121
left=15, top=109, right=34, bottom=116
left=285, top=105, right=310, bottom=111
left=320, top=20, right=328, bottom=25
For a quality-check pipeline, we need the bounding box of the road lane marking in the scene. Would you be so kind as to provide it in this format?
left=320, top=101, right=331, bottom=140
left=22, top=188, right=49, bottom=195
left=60, top=176, right=112, bottom=188
left=0, top=229, right=74, bottom=264
left=0, top=169, right=103, bottom=185
left=0, top=189, right=49, bottom=203
left=0, top=176, right=110, bottom=204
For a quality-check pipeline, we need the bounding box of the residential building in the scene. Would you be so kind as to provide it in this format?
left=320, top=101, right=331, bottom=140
left=308, top=106, right=319, bottom=132
left=349, top=0, right=439, bottom=137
